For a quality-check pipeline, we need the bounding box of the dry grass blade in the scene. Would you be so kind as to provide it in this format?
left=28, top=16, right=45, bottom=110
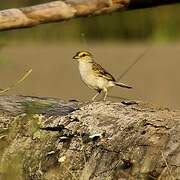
left=117, top=49, right=148, bottom=82
left=159, top=150, right=175, bottom=180
left=157, top=167, right=168, bottom=180
left=81, top=33, right=88, bottom=49
left=0, top=69, right=32, bottom=94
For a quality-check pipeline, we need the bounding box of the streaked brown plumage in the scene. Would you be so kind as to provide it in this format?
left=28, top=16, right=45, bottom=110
left=92, top=62, right=116, bottom=82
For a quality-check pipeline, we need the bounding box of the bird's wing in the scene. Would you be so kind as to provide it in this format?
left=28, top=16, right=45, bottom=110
left=92, top=62, right=116, bottom=81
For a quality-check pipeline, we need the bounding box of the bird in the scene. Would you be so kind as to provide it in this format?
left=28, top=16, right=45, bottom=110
left=73, top=51, right=132, bottom=101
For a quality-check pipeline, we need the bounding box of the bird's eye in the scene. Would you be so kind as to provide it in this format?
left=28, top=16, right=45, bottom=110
left=81, top=54, right=86, bottom=57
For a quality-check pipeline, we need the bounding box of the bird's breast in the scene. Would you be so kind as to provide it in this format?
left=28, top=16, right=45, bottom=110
left=79, top=62, right=96, bottom=87
left=78, top=62, right=114, bottom=90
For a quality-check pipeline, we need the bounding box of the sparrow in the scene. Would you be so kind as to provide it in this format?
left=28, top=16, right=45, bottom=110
left=73, top=51, right=132, bottom=100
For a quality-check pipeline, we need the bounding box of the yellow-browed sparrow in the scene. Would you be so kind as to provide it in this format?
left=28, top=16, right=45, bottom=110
left=73, top=51, right=132, bottom=101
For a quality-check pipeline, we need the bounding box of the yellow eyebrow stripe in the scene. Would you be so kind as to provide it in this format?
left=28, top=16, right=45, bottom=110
left=79, top=51, right=89, bottom=57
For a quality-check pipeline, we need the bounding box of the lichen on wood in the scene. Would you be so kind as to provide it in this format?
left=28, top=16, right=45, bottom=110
left=0, top=95, right=179, bottom=179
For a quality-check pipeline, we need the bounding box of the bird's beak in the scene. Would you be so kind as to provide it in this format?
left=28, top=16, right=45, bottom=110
left=73, top=55, right=78, bottom=60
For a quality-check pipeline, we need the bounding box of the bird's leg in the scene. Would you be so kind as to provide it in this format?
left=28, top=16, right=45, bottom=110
left=92, top=92, right=100, bottom=101
left=92, top=90, right=101, bottom=101
left=103, top=89, right=108, bottom=101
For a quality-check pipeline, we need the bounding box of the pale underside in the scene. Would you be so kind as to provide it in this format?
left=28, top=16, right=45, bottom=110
left=78, top=61, right=115, bottom=100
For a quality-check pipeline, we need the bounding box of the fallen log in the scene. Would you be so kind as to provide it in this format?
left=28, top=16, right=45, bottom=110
left=0, top=95, right=179, bottom=179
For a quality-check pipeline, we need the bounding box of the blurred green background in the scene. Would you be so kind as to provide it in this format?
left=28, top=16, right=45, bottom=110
left=1, top=1, right=180, bottom=42
left=0, top=1, right=180, bottom=109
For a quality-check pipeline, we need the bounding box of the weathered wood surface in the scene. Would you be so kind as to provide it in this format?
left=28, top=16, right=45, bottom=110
left=0, top=95, right=179, bottom=180
left=0, top=0, right=179, bottom=31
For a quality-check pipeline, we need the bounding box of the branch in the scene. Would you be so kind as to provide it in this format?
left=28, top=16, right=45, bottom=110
left=0, top=0, right=179, bottom=31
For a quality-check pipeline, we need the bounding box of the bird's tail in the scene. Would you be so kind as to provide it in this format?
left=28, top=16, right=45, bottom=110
left=114, top=82, right=132, bottom=89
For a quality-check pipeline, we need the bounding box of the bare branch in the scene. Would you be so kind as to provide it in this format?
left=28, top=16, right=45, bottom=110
left=0, top=0, right=179, bottom=31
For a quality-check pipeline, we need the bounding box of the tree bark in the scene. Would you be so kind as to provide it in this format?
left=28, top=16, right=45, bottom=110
left=0, top=95, right=179, bottom=180
left=0, top=0, right=179, bottom=31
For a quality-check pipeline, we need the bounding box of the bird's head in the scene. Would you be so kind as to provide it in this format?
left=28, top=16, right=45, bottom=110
left=73, top=51, right=93, bottom=63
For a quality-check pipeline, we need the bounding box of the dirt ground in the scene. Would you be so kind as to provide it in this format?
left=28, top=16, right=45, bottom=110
left=0, top=42, right=180, bottom=109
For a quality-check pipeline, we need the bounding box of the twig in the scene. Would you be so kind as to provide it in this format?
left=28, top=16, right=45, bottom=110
left=157, top=167, right=168, bottom=180
left=160, top=150, right=174, bottom=180
left=117, top=49, right=148, bottom=82
left=0, top=69, right=32, bottom=94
